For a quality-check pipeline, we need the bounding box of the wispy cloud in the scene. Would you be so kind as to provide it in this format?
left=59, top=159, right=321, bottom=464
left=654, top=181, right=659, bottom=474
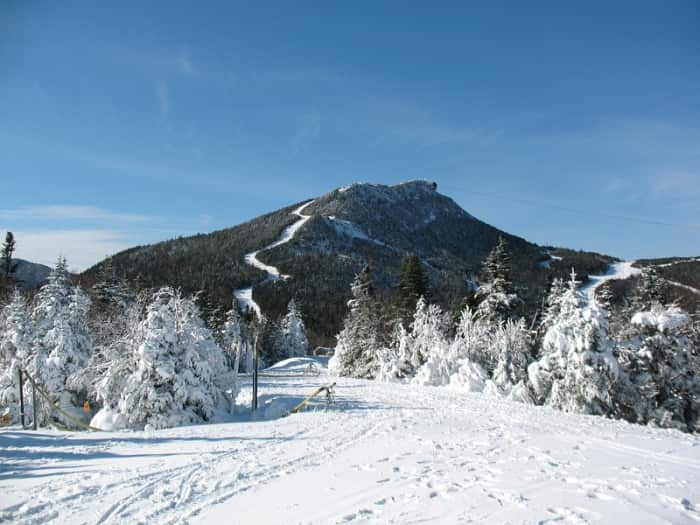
left=651, top=171, right=700, bottom=197
left=117, top=45, right=198, bottom=77
left=0, top=205, right=151, bottom=223
left=11, top=230, right=133, bottom=272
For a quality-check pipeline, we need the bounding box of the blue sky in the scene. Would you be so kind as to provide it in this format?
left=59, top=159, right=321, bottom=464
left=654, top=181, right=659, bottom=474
left=1, top=1, right=698, bottom=270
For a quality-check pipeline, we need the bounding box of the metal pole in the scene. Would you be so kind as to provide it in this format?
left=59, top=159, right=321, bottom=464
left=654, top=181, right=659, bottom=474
left=252, top=334, right=259, bottom=412
left=18, top=369, right=25, bottom=429
left=32, top=381, right=37, bottom=431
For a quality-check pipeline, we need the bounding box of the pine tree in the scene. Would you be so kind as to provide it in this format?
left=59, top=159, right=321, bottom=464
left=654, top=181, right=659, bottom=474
left=528, top=270, right=619, bottom=414
left=221, top=300, right=244, bottom=372
left=25, top=257, right=95, bottom=427
left=94, top=288, right=235, bottom=430
left=329, top=265, right=380, bottom=378
left=410, top=298, right=451, bottom=386
left=1, top=232, right=17, bottom=289
left=92, top=258, right=134, bottom=309
left=397, top=255, right=427, bottom=323
left=635, top=266, right=666, bottom=310
left=618, top=304, right=700, bottom=431
left=491, top=318, right=532, bottom=391
left=480, top=236, right=512, bottom=295
left=281, top=299, right=308, bottom=358
left=540, top=278, right=566, bottom=332
left=0, top=290, right=31, bottom=422
left=476, top=236, right=520, bottom=325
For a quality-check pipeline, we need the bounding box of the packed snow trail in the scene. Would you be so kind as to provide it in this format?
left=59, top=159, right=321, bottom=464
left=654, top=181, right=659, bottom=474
left=1, top=358, right=699, bottom=525
left=579, top=261, right=641, bottom=304
left=234, top=200, right=314, bottom=317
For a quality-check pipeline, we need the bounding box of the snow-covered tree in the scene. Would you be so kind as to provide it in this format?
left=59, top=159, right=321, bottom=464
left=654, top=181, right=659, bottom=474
left=91, top=258, right=134, bottom=309
left=634, top=266, right=666, bottom=310
left=375, top=323, right=414, bottom=382
left=19, top=258, right=94, bottom=427
left=221, top=301, right=244, bottom=373
left=397, top=254, right=428, bottom=324
left=281, top=299, right=308, bottom=358
left=491, top=318, right=533, bottom=392
left=528, top=270, right=619, bottom=415
left=540, top=277, right=565, bottom=333
left=329, top=265, right=380, bottom=378
left=0, top=290, right=31, bottom=422
left=409, top=298, right=451, bottom=386
left=617, top=304, right=699, bottom=431
left=93, top=288, right=235, bottom=430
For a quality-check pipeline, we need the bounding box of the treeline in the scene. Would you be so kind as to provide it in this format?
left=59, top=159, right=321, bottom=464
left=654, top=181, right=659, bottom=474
left=329, top=239, right=700, bottom=433
left=0, top=255, right=309, bottom=431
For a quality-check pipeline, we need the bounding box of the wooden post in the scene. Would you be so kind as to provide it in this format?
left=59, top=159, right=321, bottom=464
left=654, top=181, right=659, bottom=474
left=31, top=380, right=37, bottom=430
left=18, top=369, right=25, bottom=429
left=252, top=334, right=259, bottom=412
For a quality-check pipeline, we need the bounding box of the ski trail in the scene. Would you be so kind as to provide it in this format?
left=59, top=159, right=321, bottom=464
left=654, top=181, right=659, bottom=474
left=234, top=200, right=315, bottom=317
left=579, top=261, right=641, bottom=305
left=666, top=280, right=700, bottom=296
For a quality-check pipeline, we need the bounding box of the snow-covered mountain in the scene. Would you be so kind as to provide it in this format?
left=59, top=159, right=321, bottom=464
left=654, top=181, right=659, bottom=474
left=1, top=258, right=51, bottom=289
left=83, top=181, right=615, bottom=346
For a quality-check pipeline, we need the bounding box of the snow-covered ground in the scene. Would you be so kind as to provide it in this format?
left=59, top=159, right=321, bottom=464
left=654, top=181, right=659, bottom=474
left=234, top=201, right=314, bottom=317
left=579, top=262, right=641, bottom=304
left=2, top=358, right=699, bottom=524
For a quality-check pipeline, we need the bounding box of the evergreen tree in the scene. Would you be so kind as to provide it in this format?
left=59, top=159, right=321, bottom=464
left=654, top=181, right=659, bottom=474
left=24, top=257, right=95, bottom=427
left=94, top=288, right=234, bottom=430
left=221, top=300, right=244, bottom=372
left=635, top=266, right=666, bottom=310
left=540, top=278, right=566, bottom=333
left=258, top=315, right=287, bottom=367
left=409, top=298, right=451, bottom=386
left=476, top=236, right=520, bottom=325
left=0, top=290, right=31, bottom=422
left=329, top=265, right=380, bottom=378
left=480, top=236, right=512, bottom=295
left=281, top=299, right=308, bottom=358
left=1, top=232, right=17, bottom=292
left=528, top=270, right=619, bottom=415
left=618, top=304, right=699, bottom=431
left=491, top=318, right=533, bottom=391
left=91, top=257, right=134, bottom=309
left=397, top=255, right=427, bottom=323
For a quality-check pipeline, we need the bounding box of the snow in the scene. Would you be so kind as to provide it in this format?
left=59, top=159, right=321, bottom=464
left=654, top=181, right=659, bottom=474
left=234, top=201, right=314, bottom=317
left=579, top=261, right=641, bottom=304
left=2, top=359, right=699, bottom=525
left=632, top=305, right=690, bottom=333
left=539, top=253, right=562, bottom=269
left=325, top=216, right=385, bottom=246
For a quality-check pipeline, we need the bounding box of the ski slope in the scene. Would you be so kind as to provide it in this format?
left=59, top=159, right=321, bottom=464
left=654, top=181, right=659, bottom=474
left=234, top=201, right=314, bottom=317
left=1, top=358, right=699, bottom=524
left=579, top=261, right=641, bottom=304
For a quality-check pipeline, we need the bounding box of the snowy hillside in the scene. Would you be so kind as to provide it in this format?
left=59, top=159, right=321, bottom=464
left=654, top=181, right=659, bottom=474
left=1, top=359, right=699, bottom=525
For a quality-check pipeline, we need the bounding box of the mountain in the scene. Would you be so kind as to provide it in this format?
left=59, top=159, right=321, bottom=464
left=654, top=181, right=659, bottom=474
left=82, top=181, right=616, bottom=346
left=2, top=258, right=52, bottom=289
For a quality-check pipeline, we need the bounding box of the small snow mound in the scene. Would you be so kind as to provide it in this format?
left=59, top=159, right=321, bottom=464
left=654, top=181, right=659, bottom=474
left=263, top=397, right=296, bottom=419
left=266, top=356, right=329, bottom=373
left=90, top=407, right=128, bottom=431
left=631, top=305, right=689, bottom=333
left=448, top=360, right=487, bottom=392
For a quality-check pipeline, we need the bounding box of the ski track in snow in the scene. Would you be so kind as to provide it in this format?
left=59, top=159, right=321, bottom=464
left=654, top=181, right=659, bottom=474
left=666, top=280, right=700, bottom=297
left=1, top=363, right=699, bottom=525
left=579, top=261, right=641, bottom=305
left=233, top=200, right=315, bottom=317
